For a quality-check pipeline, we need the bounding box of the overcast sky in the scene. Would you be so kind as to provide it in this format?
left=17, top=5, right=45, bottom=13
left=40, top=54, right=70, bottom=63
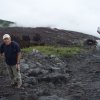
left=0, top=0, right=100, bottom=37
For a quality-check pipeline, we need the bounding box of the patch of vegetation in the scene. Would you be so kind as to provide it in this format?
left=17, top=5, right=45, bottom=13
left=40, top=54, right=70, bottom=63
left=22, top=46, right=81, bottom=57
left=0, top=19, right=15, bottom=27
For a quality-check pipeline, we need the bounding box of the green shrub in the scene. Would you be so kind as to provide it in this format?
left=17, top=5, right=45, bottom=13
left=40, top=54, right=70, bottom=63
left=22, top=46, right=81, bottom=57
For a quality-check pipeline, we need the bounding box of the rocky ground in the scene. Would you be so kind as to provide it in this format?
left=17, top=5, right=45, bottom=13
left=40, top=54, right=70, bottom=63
left=0, top=49, right=100, bottom=100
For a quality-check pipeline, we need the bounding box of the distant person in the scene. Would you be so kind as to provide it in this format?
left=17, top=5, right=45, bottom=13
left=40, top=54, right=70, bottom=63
left=97, top=27, right=100, bottom=34
left=0, top=34, right=22, bottom=88
left=96, top=40, right=100, bottom=50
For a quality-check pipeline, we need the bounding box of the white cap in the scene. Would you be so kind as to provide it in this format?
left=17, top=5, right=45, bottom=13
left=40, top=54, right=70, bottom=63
left=3, top=34, right=11, bottom=39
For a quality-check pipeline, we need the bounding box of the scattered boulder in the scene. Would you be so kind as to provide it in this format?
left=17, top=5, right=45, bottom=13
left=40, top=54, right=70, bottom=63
left=38, top=95, right=66, bottom=100
left=48, top=67, right=61, bottom=73
left=38, top=73, right=70, bottom=83
left=32, top=49, right=39, bottom=54
left=20, top=63, right=29, bottom=73
left=27, top=68, right=44, bottom=77
left=24, top=77, right=37, bottom=86
left=84, top=39, right=97, bottom=46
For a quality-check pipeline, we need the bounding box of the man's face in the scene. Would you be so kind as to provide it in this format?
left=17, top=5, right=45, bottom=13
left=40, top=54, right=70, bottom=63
left=3, top=38, right=11, bottom=45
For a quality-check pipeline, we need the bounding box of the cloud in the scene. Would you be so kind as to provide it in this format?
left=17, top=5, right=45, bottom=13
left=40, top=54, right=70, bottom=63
left=0, top=0, right=100, bottom=37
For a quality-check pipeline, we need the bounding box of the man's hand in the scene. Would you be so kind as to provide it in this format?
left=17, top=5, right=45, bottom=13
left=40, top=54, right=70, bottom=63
left=16, top=64, right=20, bottom=71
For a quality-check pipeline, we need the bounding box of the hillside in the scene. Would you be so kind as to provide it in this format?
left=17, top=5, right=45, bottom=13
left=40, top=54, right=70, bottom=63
left=0, top=20, right=100, bottom=100
left=0, top=19, right=15, bottom=27
left=0, top=19, right=98, bottom=47
left=0, top=27, right=98, bottom=48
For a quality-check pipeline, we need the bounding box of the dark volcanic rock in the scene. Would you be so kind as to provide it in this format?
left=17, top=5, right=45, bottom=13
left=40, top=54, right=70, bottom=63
left=0, top=27, right=98, bottom=48
left=38, top=95, right=66, bottom=100
left=38, top=73, right=70, bottom=84
left=1, top=50, right=100, bottom=100
left=27, top=68, right=43, bottom=77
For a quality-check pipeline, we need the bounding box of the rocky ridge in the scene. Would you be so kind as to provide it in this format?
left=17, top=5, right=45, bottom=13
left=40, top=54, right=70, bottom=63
left=0, top=49, right=100, bottom=100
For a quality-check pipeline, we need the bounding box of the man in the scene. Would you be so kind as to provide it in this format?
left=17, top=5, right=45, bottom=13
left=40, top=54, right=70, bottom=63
left=0, top=34, right=22, bottom=88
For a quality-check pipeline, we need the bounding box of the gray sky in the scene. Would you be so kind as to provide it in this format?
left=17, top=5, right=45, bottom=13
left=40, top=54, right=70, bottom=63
left=0, top=0, right=100, bottom=37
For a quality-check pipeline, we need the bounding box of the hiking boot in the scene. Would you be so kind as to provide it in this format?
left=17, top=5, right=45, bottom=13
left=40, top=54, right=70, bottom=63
left=15, top=78, right=22, bottom=89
